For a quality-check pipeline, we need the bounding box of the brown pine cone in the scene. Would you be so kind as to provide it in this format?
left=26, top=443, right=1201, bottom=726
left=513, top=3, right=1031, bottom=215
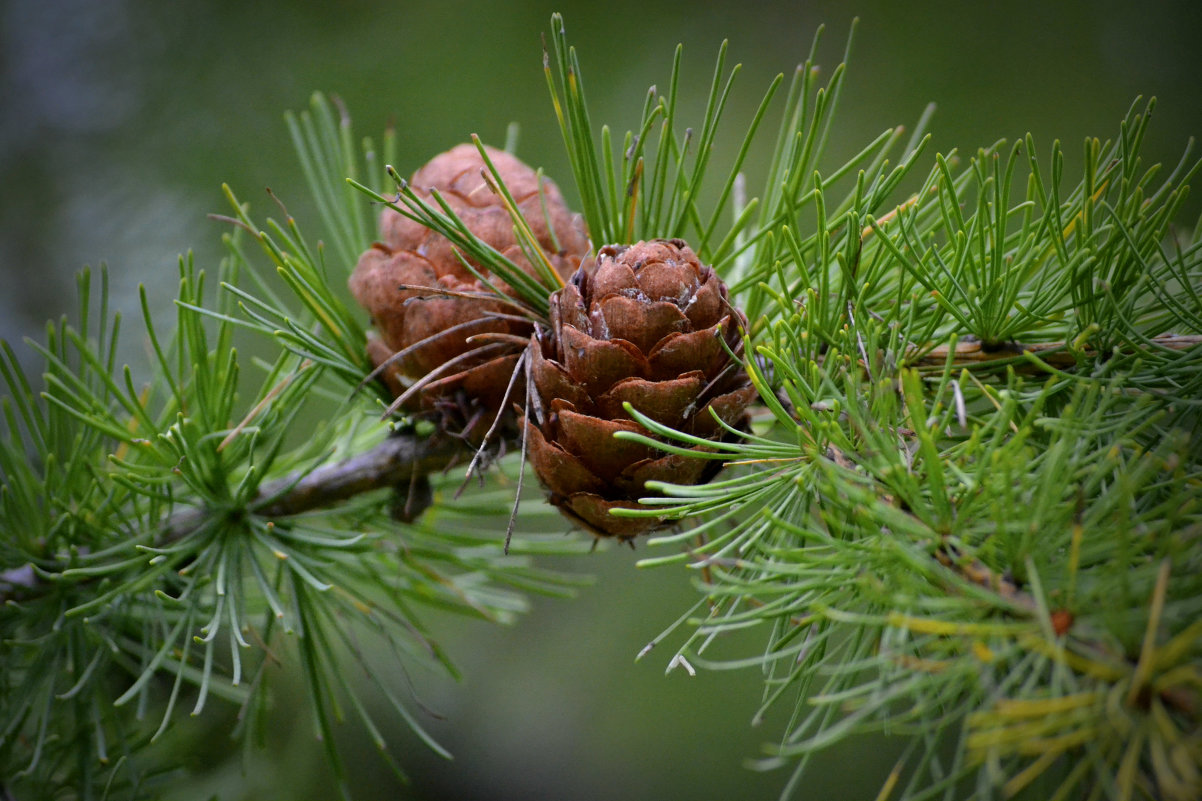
left=349, top=143, right=589, bottom=437
left=523, top=239, right=758, bottom=540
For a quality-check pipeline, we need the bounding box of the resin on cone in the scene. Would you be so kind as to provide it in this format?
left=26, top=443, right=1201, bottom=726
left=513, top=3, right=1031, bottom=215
left=349, top=143, right=589, bottom=437
left=524, top=239, right=757, bottom=539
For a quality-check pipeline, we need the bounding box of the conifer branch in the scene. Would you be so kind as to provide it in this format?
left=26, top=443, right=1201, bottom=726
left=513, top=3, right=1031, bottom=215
left=4, top=13, right=1200, bottom=800
left=0, top=432, right=472, bottom=604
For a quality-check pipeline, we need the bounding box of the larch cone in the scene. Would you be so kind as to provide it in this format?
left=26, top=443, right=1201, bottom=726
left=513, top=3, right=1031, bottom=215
left=349, top=143, right=589, bottom=439
left=523, top=239, right=757, bottom=540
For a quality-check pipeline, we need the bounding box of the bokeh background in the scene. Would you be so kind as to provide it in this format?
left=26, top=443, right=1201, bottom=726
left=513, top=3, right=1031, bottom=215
left=2, top=1, right=1199, bottom=799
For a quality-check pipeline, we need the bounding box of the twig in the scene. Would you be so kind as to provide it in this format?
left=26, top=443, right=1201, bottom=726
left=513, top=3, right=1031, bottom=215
left=168, top=432, right=468, bottom=539
left=1, top=432, right=470, bottom=603
left=907, top=333, right=1201, bottom=369
left=932, top=543, right=1035, bottom=613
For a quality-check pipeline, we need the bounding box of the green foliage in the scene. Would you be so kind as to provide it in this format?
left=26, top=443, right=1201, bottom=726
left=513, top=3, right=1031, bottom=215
left=0, top=94, right=589, bottom=799
left=543, top=13, right=1201, bottom=800
left=2, top=11, right=1200, bottom=801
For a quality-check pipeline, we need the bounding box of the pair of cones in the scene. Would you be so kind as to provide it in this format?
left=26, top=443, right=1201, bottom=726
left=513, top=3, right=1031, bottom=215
left=349, top=145, right=756, bottom=540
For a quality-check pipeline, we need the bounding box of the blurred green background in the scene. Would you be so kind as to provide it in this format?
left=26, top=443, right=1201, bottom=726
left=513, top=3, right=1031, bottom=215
left=1, top=1, right=1199, bottom=799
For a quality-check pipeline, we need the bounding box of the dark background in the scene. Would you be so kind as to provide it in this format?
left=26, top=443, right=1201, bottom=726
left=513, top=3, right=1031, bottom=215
left=2, top=1, right=1199, bottom=799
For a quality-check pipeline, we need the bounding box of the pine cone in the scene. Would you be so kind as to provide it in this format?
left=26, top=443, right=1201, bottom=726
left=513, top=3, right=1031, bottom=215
left=350, top=143, right=589, bottom=436
left=523, top=239, right=758, bottom=539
